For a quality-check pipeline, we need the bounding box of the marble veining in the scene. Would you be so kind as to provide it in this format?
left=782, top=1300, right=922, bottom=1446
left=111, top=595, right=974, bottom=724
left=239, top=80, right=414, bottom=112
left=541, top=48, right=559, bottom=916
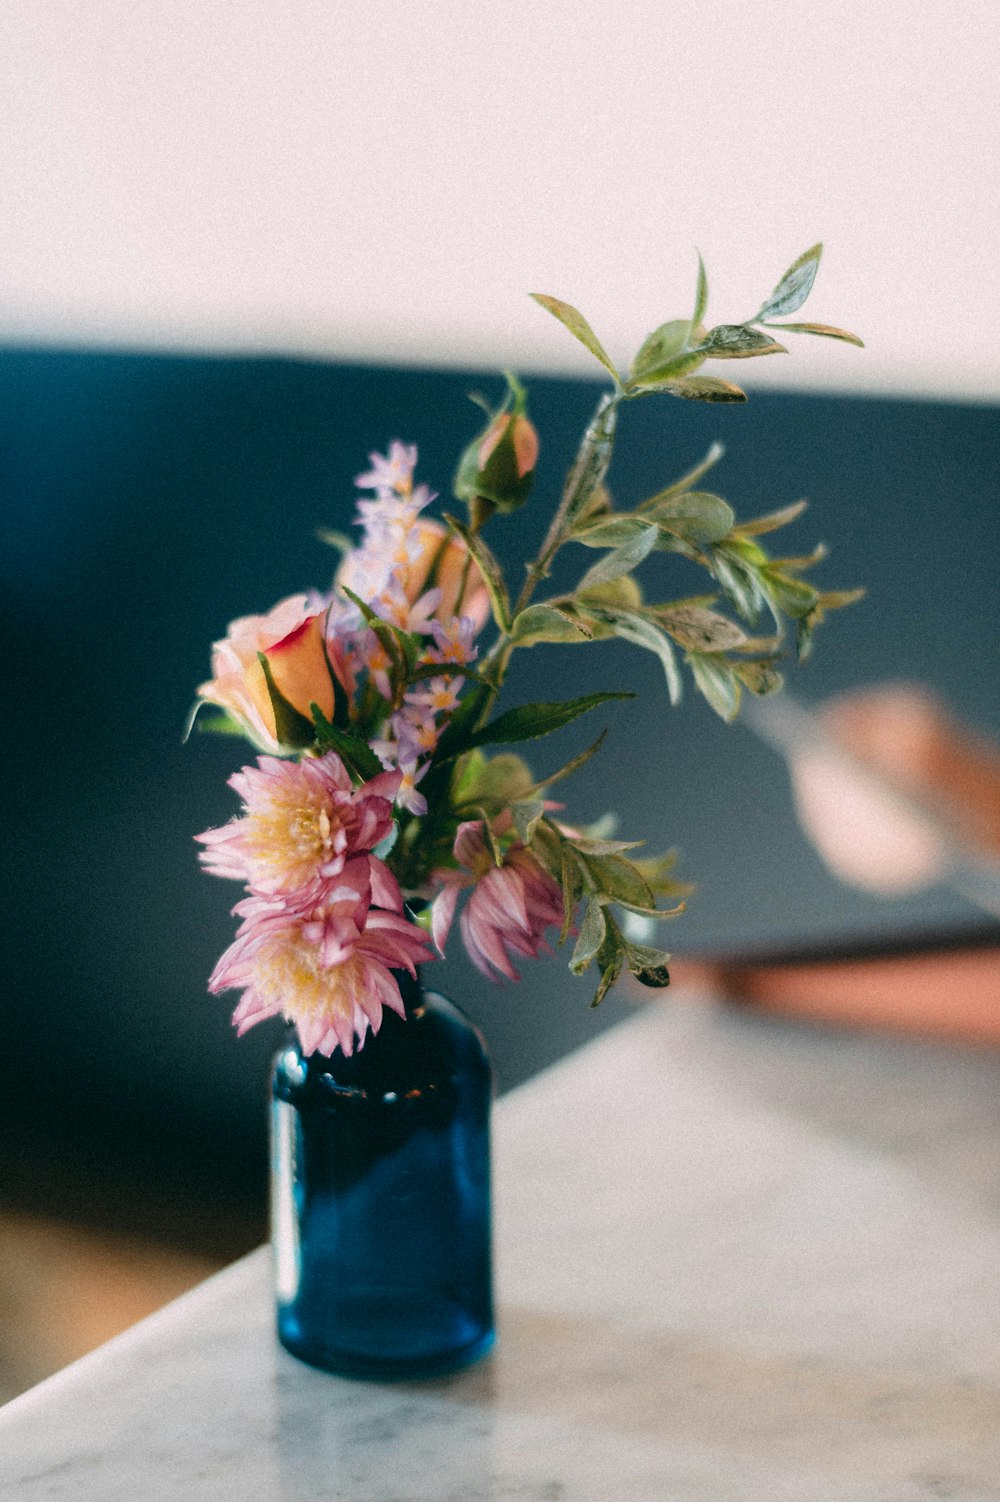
left=2, top=998, right=1000, bottom=1500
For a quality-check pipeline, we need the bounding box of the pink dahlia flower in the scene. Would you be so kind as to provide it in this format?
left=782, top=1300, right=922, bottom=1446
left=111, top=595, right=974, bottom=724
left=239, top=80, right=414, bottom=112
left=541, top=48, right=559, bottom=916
left=196, top=753, right=401, bottom=904
left=431, top=820, right=565, bottom=981
left=209, top=859, right=433, bottom=1056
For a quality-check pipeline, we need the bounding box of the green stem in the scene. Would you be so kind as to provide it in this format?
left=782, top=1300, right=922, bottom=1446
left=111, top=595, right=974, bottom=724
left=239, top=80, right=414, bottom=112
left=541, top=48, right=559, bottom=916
left=514, top=391, right=620, bottom=617
left=473, top=390, right=621, bottom=729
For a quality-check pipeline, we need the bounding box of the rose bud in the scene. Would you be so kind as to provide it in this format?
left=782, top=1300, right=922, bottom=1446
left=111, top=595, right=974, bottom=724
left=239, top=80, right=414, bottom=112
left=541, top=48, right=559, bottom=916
left=473, top=411, right=539, bottom=513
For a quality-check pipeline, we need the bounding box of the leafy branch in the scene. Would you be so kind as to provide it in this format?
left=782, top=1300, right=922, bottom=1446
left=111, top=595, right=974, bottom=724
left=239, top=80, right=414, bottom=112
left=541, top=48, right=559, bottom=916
left=532, top=242, right=863, bottom=403
left=529, top=817, right=689, bottom=1007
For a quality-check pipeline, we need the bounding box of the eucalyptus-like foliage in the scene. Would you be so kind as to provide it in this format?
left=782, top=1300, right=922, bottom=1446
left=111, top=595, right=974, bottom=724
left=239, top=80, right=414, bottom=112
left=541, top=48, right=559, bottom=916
left=444, top=245, right=863, bottom=1003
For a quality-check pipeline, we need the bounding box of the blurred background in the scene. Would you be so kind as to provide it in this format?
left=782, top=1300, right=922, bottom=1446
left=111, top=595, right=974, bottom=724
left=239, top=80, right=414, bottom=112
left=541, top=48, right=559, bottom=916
left=1, top=1, right=998, bottom=1401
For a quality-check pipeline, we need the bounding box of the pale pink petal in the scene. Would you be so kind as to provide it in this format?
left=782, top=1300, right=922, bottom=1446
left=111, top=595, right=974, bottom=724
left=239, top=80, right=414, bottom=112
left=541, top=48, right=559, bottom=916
left=368, top=856, right=403, bottom=912
left=431, top=882, right=461, bottom=955
left=461, top=904, right=520, bottom=981
left=453, top=819, right=489, bottom=869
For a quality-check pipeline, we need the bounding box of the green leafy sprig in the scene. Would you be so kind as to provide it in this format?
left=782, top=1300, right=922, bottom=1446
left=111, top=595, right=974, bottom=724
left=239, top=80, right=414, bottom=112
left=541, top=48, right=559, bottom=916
left=531, top=243, right=863, bottom=404
left=417, top=245, right=863, bottom=1001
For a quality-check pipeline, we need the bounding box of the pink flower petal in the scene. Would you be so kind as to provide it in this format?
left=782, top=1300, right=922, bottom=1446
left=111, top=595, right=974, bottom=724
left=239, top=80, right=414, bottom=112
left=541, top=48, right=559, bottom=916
left=431, top=883, right=461, bottom=955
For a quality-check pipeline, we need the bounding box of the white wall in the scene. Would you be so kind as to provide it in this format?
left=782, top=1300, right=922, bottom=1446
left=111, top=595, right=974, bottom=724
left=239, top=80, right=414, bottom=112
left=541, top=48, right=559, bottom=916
left=1, top=2, right=996, bottom=399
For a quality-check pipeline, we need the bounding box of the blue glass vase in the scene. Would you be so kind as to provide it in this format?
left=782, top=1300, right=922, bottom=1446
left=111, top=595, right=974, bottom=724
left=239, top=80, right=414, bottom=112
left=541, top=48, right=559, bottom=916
left=270, top=971, right=494, bottom=1379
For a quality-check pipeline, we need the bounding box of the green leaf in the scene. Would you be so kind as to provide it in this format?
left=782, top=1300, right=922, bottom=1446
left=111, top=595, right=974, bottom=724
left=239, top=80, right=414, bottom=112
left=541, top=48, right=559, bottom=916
left=570, top=897, right=607, bottom=974
left=692, top=251, right=708, bottom=327
left=310, top=704, right=384, bottom=778
left=450, top=746, right=487, bottom=802
left=653, top=591, right=721, bottom=611
left=316, top=527, right=353, bottom=555
left=575, top=523, right=659, bottom=593
left=589, top=608, right=683, bottom=706
left=182, top=702, right=248, bottom=742
left=590, top=950, right=623, bottom=1008
left=820, top=587, right=866, bottom=610
left=580, top=852, right=654, bottom=909
left=576, top=811, right=619, bottom=842
left=629, top=319, right=701, bottom=384
left=756, top=243, right=822, bottom=320
left=571, top=514, right=654, bottom=549
left=639, top=375, right=748, bottom=403
left=640, top=490, right=735, bottom=544
left=511, top=798, right=546, bottom=845
left=576, top=575, right=644, bottom=612
left=653, top=441, right=725, bottom=501
left=509, top=603, right=594, bottom=646
left=696, top=325, right=787, bottom=360
left=532, top=730, right=608, bottom=793
left=655, top=604, right=747, bottom=652
left=339, top=586, right=406, bottom=682
left=761, top=568, right=820, bottom=618
left=530, top=294, right=621, bottom=384
left=443, top=514, right=511, bottom=632
left=710, top=543, right=768, bottom=621
left=372, top=821, right=399, bottom=860
left=789, top=586, right=865, bottom=662
left=614, top=896, right=687, bottom=920
left=568, top=836, right=643, bottom=856
left=560, top=394, right=619, bottom=531
left=528, top=814, right=563, bottom=875
left=734, top=498, right=808, bottom=537
left=796, top=613, right=817, bottom=661
left=320, top=611, right=352, bottom=728
left=633, top=849, right=694, bottom=899
left=454, top=425, right=487, bottom=505
left=558, top=841, right=580, bottom=946
left=622, top=941, right=672, bottom=988
left=454, top=751, right=536, bottom=809
left=761, top=320, right=864, bottom=348
left=770, top=543, right=827, bottom=572
left=730, top=631, right=784, bottom=655
left=687, top=652, right=742, bottom=721
left=257, top=653, right=315, bottom=748
left=476, top=809, right=504, bottom=866
left=733, top=659, right=784, bottom=696
left=466, top=691, right=634, bottom=750
left=724, top=535, right=769, bottom=567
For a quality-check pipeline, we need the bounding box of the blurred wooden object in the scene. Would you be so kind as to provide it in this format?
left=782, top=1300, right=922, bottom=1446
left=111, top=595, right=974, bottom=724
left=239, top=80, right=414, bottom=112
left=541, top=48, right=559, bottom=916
left=823, top=685, right=1000, bottom=864
left=673, top=936, right=1000, bottom=1045
left=0, top=1212, right=219, bottom=1405
left=710, top=684, right=1000, bottom=1041
left=773, top=684, right=1000, bottom=908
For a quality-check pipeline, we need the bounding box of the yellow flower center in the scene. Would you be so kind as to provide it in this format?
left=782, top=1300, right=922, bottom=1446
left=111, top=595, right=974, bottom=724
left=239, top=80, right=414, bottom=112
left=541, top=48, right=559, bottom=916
left=257, top=933, right=369, bottom=1030
left=245, top=786, right=341, bottom=890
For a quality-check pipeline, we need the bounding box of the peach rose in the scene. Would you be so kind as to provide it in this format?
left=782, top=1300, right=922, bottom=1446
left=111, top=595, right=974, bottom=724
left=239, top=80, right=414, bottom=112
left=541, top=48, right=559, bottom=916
left=199, top=594, right=349, bottom=751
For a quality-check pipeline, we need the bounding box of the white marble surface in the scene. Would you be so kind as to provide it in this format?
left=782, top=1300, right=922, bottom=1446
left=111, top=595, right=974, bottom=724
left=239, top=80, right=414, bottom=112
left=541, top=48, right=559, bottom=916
left=3, top=997, right=1000, bottom=1500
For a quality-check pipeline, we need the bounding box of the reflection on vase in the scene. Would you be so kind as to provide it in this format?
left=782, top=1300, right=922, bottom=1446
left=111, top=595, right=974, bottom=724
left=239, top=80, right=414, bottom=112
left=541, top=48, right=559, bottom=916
left=271, top=973, right=494, bottom=1379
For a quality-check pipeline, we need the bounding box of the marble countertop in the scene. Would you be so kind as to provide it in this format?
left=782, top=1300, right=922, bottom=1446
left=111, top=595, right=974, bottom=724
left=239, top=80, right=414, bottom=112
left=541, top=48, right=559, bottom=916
left=3, top=994, right=1000, bottom=1500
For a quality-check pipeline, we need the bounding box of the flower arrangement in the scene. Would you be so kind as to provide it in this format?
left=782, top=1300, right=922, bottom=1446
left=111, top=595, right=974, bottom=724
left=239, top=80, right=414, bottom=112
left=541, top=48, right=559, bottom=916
left=194, top=245, right=862, bottom=1057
